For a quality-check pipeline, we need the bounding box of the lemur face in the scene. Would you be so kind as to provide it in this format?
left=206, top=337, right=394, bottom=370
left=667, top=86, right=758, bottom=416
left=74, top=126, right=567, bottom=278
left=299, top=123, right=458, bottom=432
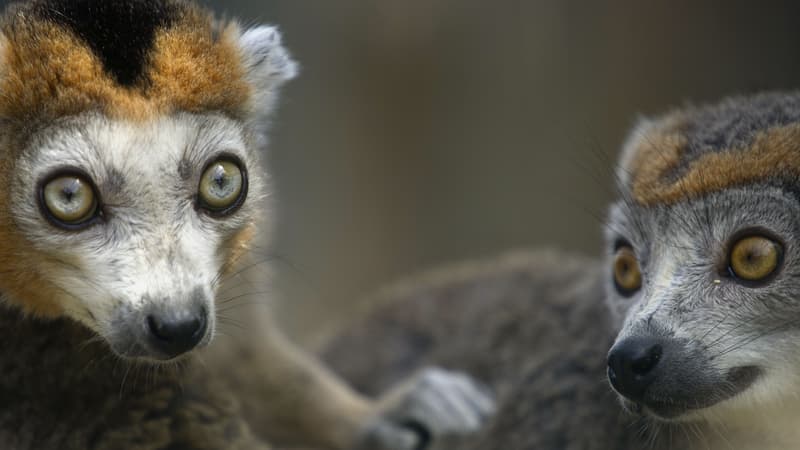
left=12, top=113, right=263, bottom=360
left=0, top=0, right=295, bottom=361
left=605, top=93, right=800, bottom=422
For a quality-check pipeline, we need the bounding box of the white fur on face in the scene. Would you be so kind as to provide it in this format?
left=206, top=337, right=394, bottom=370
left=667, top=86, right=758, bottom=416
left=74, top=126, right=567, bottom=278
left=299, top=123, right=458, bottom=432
left=10, top=112, right=266, bottom=359
left=605, top=186, right=800, bottom=429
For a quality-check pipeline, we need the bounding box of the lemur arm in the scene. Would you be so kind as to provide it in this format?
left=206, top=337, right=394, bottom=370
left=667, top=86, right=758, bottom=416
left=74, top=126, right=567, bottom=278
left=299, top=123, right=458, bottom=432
left=206, top=312, right=492, bottom=450
left=207, top=314, right=405, bottom=449
left=237, top=324, right=376, bottom=448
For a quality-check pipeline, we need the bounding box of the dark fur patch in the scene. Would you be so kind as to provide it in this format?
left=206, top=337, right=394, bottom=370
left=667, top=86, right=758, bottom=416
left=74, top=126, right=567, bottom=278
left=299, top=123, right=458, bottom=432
left=681, top=92, right=800, bottom=154
left=622, top=92, right=800, bottom=205
left=102, top=167, right=127, bottom=196
left=627, top=120, right=800, bottom=206
left=33, top=0, right=180, bottom=86
left=177, top=158, right=193, bottom=181
left=0, top=0, right=251, bottom=124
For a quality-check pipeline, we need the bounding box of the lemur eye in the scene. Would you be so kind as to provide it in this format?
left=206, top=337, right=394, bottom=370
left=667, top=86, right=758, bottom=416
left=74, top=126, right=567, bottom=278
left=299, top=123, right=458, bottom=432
left=197, top=157, right=247, bottom=216
left=39, top=173, right=99, bottom=229
left=728, top=235, right=782, bottom=283
left=613, top=245, right=642, bottom=296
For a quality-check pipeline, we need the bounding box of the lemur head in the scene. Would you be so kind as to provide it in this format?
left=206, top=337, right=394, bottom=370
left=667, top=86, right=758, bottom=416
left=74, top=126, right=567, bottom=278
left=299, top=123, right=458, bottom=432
left=0, top=0, right=296, bottom=361
left=605, top=92, right=800, bottom=422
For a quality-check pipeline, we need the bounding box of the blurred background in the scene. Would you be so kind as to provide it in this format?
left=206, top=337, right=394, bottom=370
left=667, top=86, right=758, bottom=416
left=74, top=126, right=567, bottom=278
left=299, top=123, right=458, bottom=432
left=199, top=0, right=800, bottom=346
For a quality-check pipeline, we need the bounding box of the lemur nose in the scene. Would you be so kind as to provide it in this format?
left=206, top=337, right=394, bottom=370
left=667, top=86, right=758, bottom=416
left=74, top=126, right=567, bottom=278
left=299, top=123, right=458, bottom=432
left=146, top=311, right=207, bottom=358
left=607, top=338, right=663, bottom=402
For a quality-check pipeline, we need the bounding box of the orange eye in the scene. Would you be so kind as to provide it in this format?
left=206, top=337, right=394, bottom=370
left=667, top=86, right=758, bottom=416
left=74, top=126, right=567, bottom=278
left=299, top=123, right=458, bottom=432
left=613, top=246, right=642, bottom=295
left=729, top=235, right=782, bottom=282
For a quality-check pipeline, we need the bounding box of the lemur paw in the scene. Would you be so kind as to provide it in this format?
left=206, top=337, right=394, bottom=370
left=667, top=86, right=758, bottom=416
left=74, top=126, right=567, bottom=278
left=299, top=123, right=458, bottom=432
left=358, top=367, right=495, bottom=450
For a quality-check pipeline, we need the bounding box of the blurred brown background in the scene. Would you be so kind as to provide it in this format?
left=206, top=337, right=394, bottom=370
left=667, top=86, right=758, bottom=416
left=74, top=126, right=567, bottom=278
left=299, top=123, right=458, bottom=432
left=7, top=0, right=800, bottom=345
left=211, top=0, right=800, bottom=345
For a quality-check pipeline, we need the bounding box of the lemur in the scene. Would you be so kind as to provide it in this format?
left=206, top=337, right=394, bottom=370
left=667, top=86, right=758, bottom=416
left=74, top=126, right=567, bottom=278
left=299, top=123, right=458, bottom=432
left=0, top=1, right=495, bottom=449
left=322, top=91, right=800, bottom=450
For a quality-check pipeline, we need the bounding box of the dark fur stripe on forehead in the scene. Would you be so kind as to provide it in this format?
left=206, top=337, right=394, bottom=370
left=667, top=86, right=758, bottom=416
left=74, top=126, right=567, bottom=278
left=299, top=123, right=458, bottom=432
left=33, top=0, right=180, bottom=86
left=680, top=92, right=800, bottom=157
left=622, top=92, right=800, bottom=206
left=0, top=0, right=252, bottom=123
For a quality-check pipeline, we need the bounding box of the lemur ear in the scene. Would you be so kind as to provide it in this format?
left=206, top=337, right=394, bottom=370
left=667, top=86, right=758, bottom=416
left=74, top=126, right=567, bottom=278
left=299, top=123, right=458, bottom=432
left=236, top=25, right=298, bottom=117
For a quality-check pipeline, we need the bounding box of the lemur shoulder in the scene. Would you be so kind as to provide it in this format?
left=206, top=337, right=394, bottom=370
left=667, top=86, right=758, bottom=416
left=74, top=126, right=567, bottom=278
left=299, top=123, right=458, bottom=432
left=322, top=92, right=800, bottom=450
left=0, top=1, right=493, bottom=449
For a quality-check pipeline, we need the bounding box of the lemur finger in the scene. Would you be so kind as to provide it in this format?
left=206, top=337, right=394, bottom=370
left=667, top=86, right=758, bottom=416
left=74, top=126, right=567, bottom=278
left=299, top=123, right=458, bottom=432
left=404, top=380, right=459, bottom=430
left=430, top=369, right=495, bottom=416
left=450, top=372, right=496, bottom=419
left=412, top=368, right=490, bottom=432
left=424, top=374, right=482, bottom=430
left=357, top=419, right=421, bottom=450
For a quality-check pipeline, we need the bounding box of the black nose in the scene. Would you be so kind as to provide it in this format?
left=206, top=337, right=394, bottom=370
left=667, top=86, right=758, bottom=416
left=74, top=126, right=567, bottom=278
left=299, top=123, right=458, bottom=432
left=607, top=337, right=663, bottom=402
left=146, top=311, right=207, bottom=358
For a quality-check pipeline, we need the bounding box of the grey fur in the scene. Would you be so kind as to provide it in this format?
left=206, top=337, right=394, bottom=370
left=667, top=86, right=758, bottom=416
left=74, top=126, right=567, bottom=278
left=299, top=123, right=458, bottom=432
left=681, top=91, right=800, bottom=153
left=322, top=92, right=800, bottom=449
left=655, top=91, right=800, bottom=184
left=0, top=307, right=270, bottom=450
left=322, top=250, right=647, bottom=450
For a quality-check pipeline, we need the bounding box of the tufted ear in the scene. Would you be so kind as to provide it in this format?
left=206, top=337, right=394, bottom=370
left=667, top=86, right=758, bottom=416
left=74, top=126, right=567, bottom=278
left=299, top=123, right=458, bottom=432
left=236, top=25, right=298, bottom=119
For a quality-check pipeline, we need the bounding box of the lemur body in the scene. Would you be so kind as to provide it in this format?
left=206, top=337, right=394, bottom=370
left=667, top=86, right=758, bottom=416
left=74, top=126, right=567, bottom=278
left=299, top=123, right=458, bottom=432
left=0, top=1, right=492, bottom=449
left=322, top=92, right=800, bottom=450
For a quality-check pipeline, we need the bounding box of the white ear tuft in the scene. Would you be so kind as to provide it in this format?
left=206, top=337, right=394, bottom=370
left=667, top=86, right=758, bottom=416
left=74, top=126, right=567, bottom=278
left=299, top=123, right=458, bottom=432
left=237, top=26, right=298, bottom=119
left=239, top=26, right=298, bottom=84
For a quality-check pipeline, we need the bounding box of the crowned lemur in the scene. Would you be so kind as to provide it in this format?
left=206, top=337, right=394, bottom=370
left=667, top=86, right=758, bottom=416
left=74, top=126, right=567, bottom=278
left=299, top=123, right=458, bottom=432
left=0, top=1, right=494, bottom=449
left=323, top=92, right=800, bottom=450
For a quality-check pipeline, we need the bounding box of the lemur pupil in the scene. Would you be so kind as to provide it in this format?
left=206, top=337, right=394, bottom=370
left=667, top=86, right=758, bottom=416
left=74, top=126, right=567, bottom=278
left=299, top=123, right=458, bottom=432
left=62, top=182, right=78, bottom=202
left=213, top=167, right=227, bottom=188
left=215, top=174, right=226, bottom=188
